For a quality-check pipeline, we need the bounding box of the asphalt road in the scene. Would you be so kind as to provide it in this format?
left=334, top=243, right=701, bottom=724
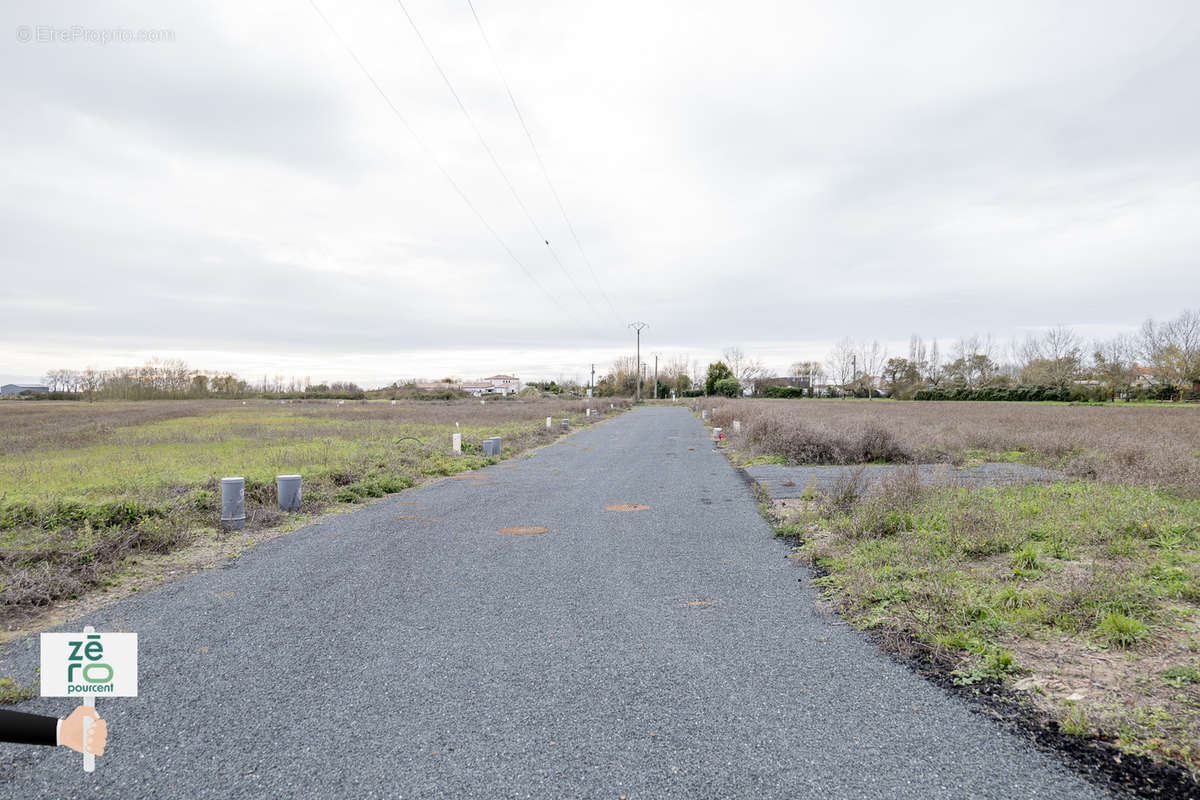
left=0, top=406, right=1109, bottom=799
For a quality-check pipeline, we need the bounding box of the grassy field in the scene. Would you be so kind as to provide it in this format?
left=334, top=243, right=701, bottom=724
left=705, top=397, right=1200, bottom=495
left=0, top=397, right=623, bottom=617
left=703, top=398, right=1200, bottom=778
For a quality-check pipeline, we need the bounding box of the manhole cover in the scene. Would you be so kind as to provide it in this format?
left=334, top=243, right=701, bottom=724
left=605, top=504, right=650, bottom=512
left=497, top=526, right=549, bottom=535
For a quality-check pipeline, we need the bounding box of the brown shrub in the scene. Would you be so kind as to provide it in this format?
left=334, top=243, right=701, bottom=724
left=711, top=398, right=1200, bottom=494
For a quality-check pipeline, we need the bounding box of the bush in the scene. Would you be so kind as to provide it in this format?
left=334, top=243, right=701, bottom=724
left=741, top=416, right=915, bottom=465
left=763, top=386, right=807, bottom=399
left=1152, top=384, right=1179, bottom=402
left=333, top=487, right=363, bottom=503
left=333, top=474, right=413, bottom=503
left=913, top=385, right=1073, bottom=402
left=713, top=377, right=742, bottom=398
left=705, top=362, right=734, bottom=395
left=0, top=499, right=165, bottom=532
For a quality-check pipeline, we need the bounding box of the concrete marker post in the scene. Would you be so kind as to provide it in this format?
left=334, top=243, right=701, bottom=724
left=220, top=477, right=245, bottom=531
left=546, top=416, right=552, bottom=428
left=276, top=475, right=302, bottom=512
left=452, top=433, right=462, bottom=454
left=733, top=420, right=741, bottom=433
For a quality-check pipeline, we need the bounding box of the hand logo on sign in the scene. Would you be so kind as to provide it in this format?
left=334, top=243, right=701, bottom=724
left=61, top=706, right=108, bottom=755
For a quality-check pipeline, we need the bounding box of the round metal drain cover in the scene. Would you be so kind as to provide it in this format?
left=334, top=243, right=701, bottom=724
left=497, top=526, right=549, bottom=535
left=604, top=504, right=650, bottom=512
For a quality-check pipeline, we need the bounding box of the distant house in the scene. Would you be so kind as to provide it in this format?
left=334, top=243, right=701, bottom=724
left=1131, top=367, right=1160, bottom=390
left=460, top=382, right=495, bottom=397
left=483, top=375, right=522, bottom=395
left=1, top=384, right=49, bottom=396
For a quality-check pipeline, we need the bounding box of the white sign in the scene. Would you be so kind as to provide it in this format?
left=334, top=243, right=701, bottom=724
left=40, top=632, right=138, bottom=698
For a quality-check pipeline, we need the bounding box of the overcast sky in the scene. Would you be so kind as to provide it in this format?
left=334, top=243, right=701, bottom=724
left=2, top=0, right=1198, bottom=386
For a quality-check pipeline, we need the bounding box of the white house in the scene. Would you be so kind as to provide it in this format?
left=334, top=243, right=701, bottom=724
left=484, top=375, right=522, bottom=395
left=460, top=382, right=494, bottom=397
left=1131, top=367, right=1160, bottom=390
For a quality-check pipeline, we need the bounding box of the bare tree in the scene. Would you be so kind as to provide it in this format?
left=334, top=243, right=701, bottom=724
left=925, top=340, right=943, bottom=385
left=825, top=338, right=856, bottom=392
left=79, top=367, right=101, bottom=400
left=722, top=346, right=767, bottom=384
left=855, top=340, right=888, bottom=395
left=788, top=360, right=824, bottom=384
left=1020, top=325, right=1083, bottom=387
left=1141, top=309, right=1200, bottom=387
left=1093, top=333, right=1137, bottom=397
left=41, top=369, right=67, bottom=392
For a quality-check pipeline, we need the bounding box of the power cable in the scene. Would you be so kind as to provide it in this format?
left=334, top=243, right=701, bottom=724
left=306, top=0, right=565, bottom=313
left=465, top=0, right=621, bottom=320
left=394, top=0, right=600, bottom=315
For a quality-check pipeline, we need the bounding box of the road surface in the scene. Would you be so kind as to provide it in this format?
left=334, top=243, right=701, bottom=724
left=0, top=406, right=1108, bottom=799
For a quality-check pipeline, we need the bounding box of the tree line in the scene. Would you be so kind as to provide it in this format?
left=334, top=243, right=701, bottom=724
left=35, top=359, right=365, bottom=400
left=599, top=307, right=1199, bottom=401
left=797, top=308, right=1200, bottom=400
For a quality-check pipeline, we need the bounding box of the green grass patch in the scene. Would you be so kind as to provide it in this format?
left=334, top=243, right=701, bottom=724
left=0, top=676, right=36, bottom=704
left=740, top=454, right=789, bottom=467
left=783, top=479, right=1200, bottom=771
left=0, top=399, right=608, bottom=614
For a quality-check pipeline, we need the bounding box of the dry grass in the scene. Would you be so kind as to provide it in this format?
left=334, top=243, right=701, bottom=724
left=0, top=401, right=209, bottom=456
left=778, top=478, right=1200, bottom=775
left=703, top=398, right=1200, bottom=495
left=701, top=397, right=1200, bottom=776
left=0, top=397, right=626, bottom=618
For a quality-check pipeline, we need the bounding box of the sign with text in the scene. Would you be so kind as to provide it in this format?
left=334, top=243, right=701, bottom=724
left=40, top=632, right=138, bottom=697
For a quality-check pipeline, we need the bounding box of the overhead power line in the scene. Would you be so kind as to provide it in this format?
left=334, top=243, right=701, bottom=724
left=393, top=0, right=600, bottom=316
left=466, top=0, right=620, bottom=320
left=305, top=0, right=565, bottom=314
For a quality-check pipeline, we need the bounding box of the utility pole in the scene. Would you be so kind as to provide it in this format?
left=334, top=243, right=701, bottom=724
left=851, top=355, right=857, bottom=399
left=653, top=353, right=660, bottom=400
left=590, top=363, right=595, bottom=391
left=629, top=322, right=647, bottom=401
